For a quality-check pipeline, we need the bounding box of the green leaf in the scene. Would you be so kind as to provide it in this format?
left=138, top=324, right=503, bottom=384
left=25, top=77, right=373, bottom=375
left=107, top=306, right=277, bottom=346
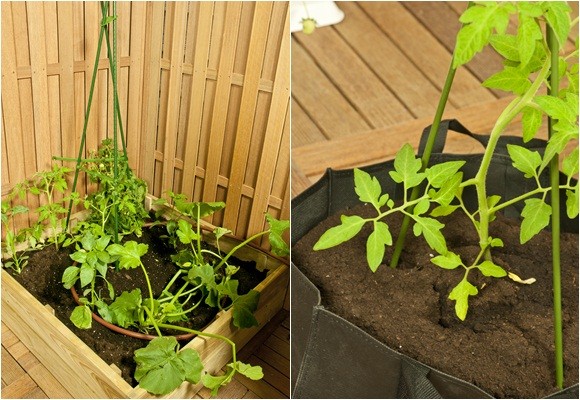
left=506, top=145, right=541, bottom=178
left=79, top=263, right=95, bottom=288
left=482, top=66, right=531, bottom=95
left=490, top=237, right=504, bottom=248
left=425, top=161, right=465, bottom=188
left=101, top=15, right=117, bottom=26
left=232, top=290, right=260, bottom=328
left=62, top=266, right=79, bottom=289
left=541, top=128, right=578, bottom=171
left=354, top=168, right=383, bottom=206
left=187, top=264, right=216, bottom=288
left=516, top=15, right=543, bottom=67
left=70, top=250, right=87, bottom=264
left=490, top=34, right=519, bottom=61
left=265, top=214, right=290, bottom=257
left=431, top=252, right=462, bottom=270
left=313, top=215, right=367, bottom=251
left=535, top=95, right=576, bottom=123
left=176, top=219, right=198, bottom=244
left=454, top=2, right=513, bottom=67
left=70, top=305, right=92, bottom=329
left=448, top=279, right=478, bottom=321
left=520, top=198, right=552, bottom=244
left=413, top=198, right=430, bottom=216
left=544, top=2, right=572, bottom=49
left=430, top=204, right=459, bottom=217
left=107, top=241, right=148, bottom=269
left=429, top=172, right=463, bottom=206
left=566, top=185, right=579, bottom=219
left=202, top=373, right=231, bottom=397
left=109, top=289, right=142, bottom=328
left=561, top=148, right=579, bottom=179
left=366, top=221, right=392, bottom=272
left=389, top=144, right=424, bottom=189
left=413, top=216, right=447, bottom=254
left=521, top=106, right=543, bottom=142
left=231, top=361, right=263, bottom=380
left=134, top=337, right=203, bottom=395
left=477, top=260, right=507, bottom=278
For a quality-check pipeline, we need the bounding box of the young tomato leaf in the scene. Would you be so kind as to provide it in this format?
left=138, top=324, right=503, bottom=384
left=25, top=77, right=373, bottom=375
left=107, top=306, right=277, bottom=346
left=430, top=204, right=459, bottom=217
left=489, top=34, right=519, bottom=62
left=425, top=161, right=465, bottom=188
left=516, top=15, right=543, bottom=67
left=448, top=279, right=478, bottom=321
left=506, top=145, right=541, bottom=178
left=482, top=66, right=531, bottom=95
left=366, top=221, right=392, bottom=272
left=431, top=252, right=462, bottom=270
left=520, top=198, right=552, bottom=244
left=62, top=266, right=80, bottom=289
left=562, top=148, right=579, bottom=179
left=566, top=185, right=579, bottom=219
left=477, top=260, right=507, bottom=278
left=429, top=172, right=463, bottom=206
left=70, top=304, right=92, bottom=329
left=490, top=237, right=504, bottom=248
left=544, top=2, right=572, bottom=49
left=521, top=106, right=543, bottom=142
left=313, top=215, right=366, bottom=251
left=535, top=95, right=576, bottom=123
left=412, top=216, right=447, bottom=254
left=413, top=198, right=430, bottom=216
left=389, top=144, right=424, bottom=189
left=354, top=168, right=383, bottom=206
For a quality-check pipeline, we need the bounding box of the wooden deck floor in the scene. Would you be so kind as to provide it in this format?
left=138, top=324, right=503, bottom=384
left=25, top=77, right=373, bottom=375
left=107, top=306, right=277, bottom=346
left=292, top=1, right=579, bottom=197
left=1, top=310, right=289, bottom=399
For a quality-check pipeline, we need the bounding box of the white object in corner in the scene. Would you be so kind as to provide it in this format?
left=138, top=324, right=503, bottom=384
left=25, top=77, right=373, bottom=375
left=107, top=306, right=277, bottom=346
left=290, top=1, right=345, bottom=33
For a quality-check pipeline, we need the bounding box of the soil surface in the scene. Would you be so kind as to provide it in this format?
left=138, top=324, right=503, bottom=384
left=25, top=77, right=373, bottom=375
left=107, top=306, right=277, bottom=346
left=10, top=224, right=265, bottom=386
left=293, top=204, right=579, bottom=398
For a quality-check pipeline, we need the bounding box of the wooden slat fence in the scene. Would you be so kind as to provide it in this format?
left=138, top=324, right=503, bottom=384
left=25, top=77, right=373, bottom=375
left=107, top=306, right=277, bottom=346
left=1, top=1, right=290, bottom=244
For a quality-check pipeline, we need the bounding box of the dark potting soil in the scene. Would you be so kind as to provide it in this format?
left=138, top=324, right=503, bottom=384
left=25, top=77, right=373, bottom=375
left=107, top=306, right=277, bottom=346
left=293, top=203, right=579, bottom=399
left=10, top=224, right=266, bottom=386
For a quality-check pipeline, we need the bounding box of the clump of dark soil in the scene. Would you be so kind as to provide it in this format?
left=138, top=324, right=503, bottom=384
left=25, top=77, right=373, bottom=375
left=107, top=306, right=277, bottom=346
left=292, top=203, right=579, bottom=399
left=11, top=224, right=265, bottom=386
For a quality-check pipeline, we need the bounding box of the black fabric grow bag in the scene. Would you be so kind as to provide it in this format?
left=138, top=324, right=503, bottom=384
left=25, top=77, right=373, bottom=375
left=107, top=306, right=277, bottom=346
left=291, top=120, right=579, bottom=399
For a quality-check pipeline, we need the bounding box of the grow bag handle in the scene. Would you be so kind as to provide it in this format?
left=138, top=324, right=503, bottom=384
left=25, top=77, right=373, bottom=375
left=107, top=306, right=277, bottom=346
left=418, top=119, right=548, bottom=158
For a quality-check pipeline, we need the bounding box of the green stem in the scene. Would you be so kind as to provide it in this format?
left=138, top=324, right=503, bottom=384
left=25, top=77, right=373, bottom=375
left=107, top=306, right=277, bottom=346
left=473, top=57, right=551, bottom=258
left=139, top=263, right=156, bottom=321
left=547, top=25, right=564, bottom=390
left=111, top=1, right=120, bottom=245
left=490, top=184, right=574, bottom=214
left=390, top=49, right=458, bottom=268
left=214, top=230, right=269, bottom=271
left=65, top=22, right=106, bottom=231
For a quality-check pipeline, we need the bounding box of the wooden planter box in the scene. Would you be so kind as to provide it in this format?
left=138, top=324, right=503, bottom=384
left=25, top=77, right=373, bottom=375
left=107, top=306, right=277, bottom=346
left=1, top=196, right=289, bottom=398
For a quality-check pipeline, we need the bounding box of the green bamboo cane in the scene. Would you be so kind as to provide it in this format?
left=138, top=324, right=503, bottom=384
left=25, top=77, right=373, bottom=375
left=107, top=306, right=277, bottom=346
left=64, top=19, right=107, bottom=230
left=111, top=1, right=120, bottom=244
left=389, top=58, right=457, bottom=268
left=547, top=25, right=564, bottom=390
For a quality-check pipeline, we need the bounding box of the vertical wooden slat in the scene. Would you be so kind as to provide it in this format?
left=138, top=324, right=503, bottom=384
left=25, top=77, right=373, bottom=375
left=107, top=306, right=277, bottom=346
left=202, top=2, right=242, bottom=207
left=26, top=2, right=51, bottom=171
left=139, top=1, right=164, bottom=190
left=247, top=6, right=289, bottom=237
left=181, top=2, right=214, bottom=200
left=223, top=2, right=273, bottom=231
left=160, top=2, right=188, bottom=195
left=126, top=2, right=146, bottom=171
left=57, top=1, right=75, bottom=160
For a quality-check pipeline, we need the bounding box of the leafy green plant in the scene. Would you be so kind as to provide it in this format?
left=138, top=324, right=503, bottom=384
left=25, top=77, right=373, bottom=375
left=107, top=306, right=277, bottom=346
left=1, top=201, right=33, bottom=273
left=314, top=1, right=578, bottom=322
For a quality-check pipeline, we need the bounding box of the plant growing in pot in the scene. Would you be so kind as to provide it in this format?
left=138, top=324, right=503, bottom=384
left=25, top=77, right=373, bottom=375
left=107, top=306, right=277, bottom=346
left=292, top=2, right=578, bottom=398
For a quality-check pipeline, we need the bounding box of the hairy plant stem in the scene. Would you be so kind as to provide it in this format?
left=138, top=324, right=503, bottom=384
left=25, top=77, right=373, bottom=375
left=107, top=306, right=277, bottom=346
left=547, top=26, right=564, bottom=390
left=214, top=230, right=270, bottom=271
left=467, top=57, right=551, bottom=259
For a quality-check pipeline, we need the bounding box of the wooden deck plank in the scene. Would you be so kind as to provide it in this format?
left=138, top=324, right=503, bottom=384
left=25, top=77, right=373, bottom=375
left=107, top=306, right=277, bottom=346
left=359, top=2, right=496, bottom=108
left=292, top=42, right=371, bottom=139
left=335, top=2, right=454, bottom=119
left=1, top=373, right=39, bottom=399
left=290, top=98, right=326, bottom=148
left=263, top=334, right=290, bottom=360
left=256, top=345, right=290, bottom=378
left=1, top=347, right=26, bottom=386
left=294, top=22, right=412, bottom=128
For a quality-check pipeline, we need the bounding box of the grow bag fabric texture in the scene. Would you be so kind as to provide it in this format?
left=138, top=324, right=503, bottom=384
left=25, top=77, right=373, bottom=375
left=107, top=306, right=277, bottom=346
left=291, top=120, right=579, bottom=399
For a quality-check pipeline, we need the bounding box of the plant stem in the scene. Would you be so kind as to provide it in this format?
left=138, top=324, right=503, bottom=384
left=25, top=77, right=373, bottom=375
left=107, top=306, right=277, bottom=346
left=214, top=230, right=270, bottom=271
left=547, top=25, right=564, bottom=390
left=473, top=57, right=551, bottom=258
left=390, top=52, right=457, bottom=268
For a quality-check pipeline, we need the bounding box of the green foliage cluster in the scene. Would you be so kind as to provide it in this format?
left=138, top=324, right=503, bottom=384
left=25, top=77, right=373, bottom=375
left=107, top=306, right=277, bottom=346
left=314, top=1, right=578, bottom=321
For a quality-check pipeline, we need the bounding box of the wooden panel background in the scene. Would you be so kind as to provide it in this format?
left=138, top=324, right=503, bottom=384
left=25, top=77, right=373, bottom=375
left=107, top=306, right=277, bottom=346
left=1, top=1, right=290, bottom=244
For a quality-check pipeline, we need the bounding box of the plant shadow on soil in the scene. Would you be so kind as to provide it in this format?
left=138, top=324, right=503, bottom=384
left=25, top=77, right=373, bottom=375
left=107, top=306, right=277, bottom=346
left=292, top=203, right=579, bottom=399
left=10, top=223, right=266, bottom=386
